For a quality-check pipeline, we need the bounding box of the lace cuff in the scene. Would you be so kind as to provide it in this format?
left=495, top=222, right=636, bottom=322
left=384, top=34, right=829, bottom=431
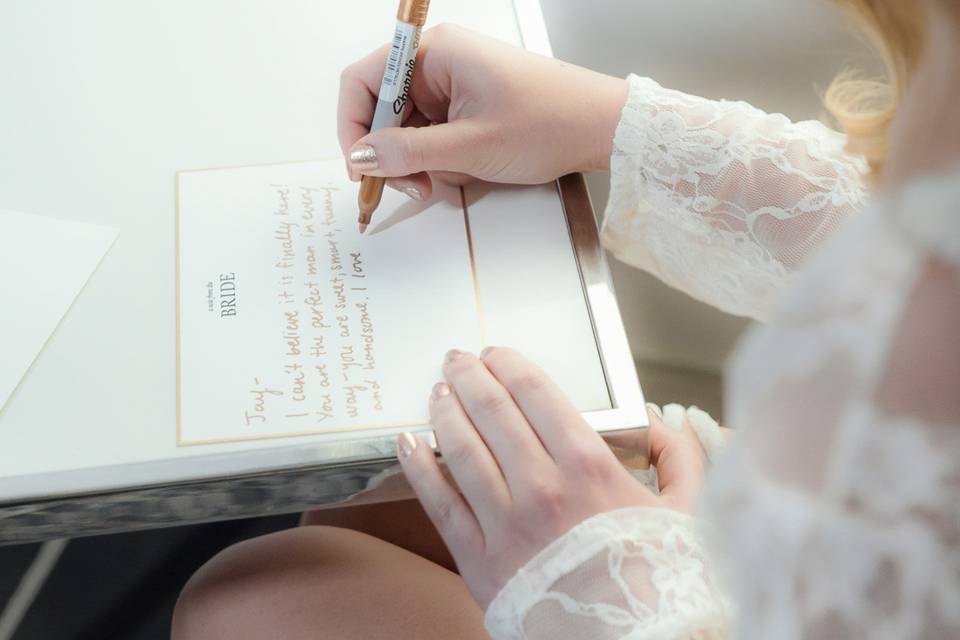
left=601, top=75, right=867, bottom=321
left=484, top=507, right=732, bottom=640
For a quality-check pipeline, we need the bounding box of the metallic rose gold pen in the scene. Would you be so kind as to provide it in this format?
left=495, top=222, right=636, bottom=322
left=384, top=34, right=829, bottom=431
left=357, top=0, right=431, bottom=234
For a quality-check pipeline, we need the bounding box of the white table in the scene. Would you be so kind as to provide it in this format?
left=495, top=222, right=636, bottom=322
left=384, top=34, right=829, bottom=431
left=0, top=0, right=643, bottom=544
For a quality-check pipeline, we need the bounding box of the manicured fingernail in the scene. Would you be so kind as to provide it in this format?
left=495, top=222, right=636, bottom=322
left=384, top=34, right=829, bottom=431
left=444, top=349, right=466, bottom=364
left=348, top=144, right=378, bottom=172
left=661, top=403, right=686, bottom=431
left=646, top=402, right=663, bottom=419
left=480, top=346, right=495, bottom=359
left=403, top=186, right=422, bottom=200
left=431, top=382, right=451, bottom=400
left=398, top=432, right=418, bottom=459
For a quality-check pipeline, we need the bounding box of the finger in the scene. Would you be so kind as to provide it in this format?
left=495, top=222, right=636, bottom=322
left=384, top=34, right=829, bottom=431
left=402, top=105, right=434, bottom=129
left=346, top=119, right=489, bottom=178
left=381, top=108, right=435, bottom=198
left=347, top=111, right=436, bottom=196
left=430, top=380, right=512, bottom=530
left=386, top=173, right=433, bottom=201
left=397, top=431, right=484, bottom=563
left=337, top=43, right=391, bottom=155
left=646, top=404, right=706, bottom=511
left=480, top=346, right=605, bottom=462
left=442, top=350, right=554, bottom=488
left=683, top=405, right=730, bottom=460
left=427, top=170, right=475, bottom=187
left=338, top=38, right=448, bottom=163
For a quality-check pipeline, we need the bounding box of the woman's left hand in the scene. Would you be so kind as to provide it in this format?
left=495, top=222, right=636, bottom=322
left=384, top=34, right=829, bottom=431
left=396, top=347, right=709, bottom=610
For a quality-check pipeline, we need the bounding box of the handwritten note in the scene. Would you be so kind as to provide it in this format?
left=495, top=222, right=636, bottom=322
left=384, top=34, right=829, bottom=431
left=177, top=161, right=483, bottom=444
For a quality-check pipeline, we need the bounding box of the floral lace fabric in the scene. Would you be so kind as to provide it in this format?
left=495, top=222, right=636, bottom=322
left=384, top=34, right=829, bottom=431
left=483, top=74, right=960, bottom=639
left=484, top=508, right=731, bottom=640
left=601, top=75, right=868, bottom=321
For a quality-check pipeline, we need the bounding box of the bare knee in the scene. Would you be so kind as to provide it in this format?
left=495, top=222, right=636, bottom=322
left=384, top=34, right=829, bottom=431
left=171, top=526, right=377, bottom=639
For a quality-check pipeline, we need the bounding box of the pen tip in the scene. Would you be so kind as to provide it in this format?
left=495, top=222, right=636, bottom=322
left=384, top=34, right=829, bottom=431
left=358, top=222, right=368, bottom=234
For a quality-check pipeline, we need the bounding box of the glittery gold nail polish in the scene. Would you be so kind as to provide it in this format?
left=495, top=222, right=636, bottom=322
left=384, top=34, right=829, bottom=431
left=349, top=144, right=378, bottom=172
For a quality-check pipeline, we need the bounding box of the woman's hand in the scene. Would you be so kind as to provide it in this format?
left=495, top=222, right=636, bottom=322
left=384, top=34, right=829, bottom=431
left=396, top=347, right=710, bottom=610
left=338, top=24, right=628, bottom=200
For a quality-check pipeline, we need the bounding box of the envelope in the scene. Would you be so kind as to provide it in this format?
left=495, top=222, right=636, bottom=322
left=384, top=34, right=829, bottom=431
left=0, top=209, right=118, bottom=412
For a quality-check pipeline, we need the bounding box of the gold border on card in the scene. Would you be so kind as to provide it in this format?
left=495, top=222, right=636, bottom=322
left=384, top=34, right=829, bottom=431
left=460, top=186, right=487, bottom=346
left=174, top=163, right=486, bottom=446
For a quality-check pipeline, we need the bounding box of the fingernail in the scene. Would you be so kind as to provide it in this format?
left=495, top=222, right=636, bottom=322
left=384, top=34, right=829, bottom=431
left=444, top=349, right=467, bottom=364
left=431, top=382, right=451, bottom=400
left=348, top=144, right=378, bottom=172
left=480, top=346, right=495, bottom=359
left=398, top=432, right=418, bottom=459
left=403, top=186, right=422, bottom=200
left=661, top=403, right=686, bottom=432
left=646, top=402, right=663, bottom=419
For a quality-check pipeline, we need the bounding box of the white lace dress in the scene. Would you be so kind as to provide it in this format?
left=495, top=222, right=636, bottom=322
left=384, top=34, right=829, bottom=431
left=483, top=74, right=960, bottom=639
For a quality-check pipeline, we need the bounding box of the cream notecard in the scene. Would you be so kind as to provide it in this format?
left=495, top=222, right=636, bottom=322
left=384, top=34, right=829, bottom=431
left=0, top=209, right=118, bottom=412
left=177, top=161, right=484, bottom=445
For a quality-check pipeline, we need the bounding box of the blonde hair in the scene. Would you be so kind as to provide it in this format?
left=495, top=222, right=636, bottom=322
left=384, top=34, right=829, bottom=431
left=825, top=1, right=927, bottom=177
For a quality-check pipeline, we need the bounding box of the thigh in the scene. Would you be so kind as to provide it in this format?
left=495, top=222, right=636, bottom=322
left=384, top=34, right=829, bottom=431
left=172, top=526, right=488, bottom=640
left=300, top=499, right=455, bottom=571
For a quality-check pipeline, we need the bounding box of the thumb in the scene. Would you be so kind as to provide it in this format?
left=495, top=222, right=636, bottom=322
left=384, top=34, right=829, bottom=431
left=347, top=121, right=486, bottom=178
left=646, top=403, right=707, bottom=511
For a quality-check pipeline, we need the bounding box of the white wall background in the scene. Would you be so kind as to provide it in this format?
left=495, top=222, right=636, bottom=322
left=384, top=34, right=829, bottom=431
left=539, top=0, right=873, bottom=374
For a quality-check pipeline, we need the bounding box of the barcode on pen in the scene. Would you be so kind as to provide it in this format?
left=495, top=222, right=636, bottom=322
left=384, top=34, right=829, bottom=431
left=377, top=21, right=418, bottom=103
left=384, top=28, right=405, bottom=84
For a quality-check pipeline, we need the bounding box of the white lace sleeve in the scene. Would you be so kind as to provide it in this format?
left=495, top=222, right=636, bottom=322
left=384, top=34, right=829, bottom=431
left=483, top=405, right=733, bottom=640
left=702, top=167, right=960, bottom=639
left=483, top=170, right=960, bottom=640
left=600, top=75, right=868, bottom=321
left=483, top=508, right=732, bottom=640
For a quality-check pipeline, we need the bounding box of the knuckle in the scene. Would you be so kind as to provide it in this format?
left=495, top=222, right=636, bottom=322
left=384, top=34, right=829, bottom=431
left=509, top=370, right=548, bottom=396
left=443, top=442, right=476, bottom=470
left=462, top=127, right=503, bottom=175
left=525, top=479, right=565, bottom=518
left=474, top=124, right=504, bottom=151
left=475, top=389, right=511, bottom=415
left=568, top=445, right=615, bottom=478
left=396, top=133, right=425, bottom=172
left=431, top=496, right=457, bottom=531
left=429, top=22, right=460, bottom=42
left=339, top=63, right=359, bottom=86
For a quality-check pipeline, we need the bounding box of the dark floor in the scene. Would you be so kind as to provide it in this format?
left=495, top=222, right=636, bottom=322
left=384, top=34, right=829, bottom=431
left=0, top=514, right=300, bottom=640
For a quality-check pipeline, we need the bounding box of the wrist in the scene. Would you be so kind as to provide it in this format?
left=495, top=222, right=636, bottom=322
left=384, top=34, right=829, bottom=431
left=580, top=74, right=629, bottom=173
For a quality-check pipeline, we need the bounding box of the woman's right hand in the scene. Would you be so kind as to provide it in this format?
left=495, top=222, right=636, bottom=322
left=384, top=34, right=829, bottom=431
left=337, top=24, right=628, bottom=200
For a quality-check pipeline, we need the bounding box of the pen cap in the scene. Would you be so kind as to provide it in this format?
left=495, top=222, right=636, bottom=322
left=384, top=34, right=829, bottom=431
left=397, top=0, right=430, bottom=26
